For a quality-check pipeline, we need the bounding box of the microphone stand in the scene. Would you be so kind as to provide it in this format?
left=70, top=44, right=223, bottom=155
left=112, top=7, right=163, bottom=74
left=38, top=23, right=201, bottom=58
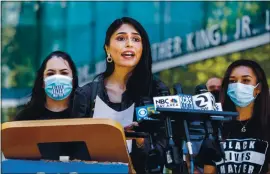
left=145, top=132, right=163, bottom=173
left=164, top=116, right=182, bottom=170
left=215, top=121, right=225, bottom=159
left=201, top=119, right=225, bottom=164
left=183, top=120, right=194, bottom=174
left=173, top=83, right=193, bottom=174
left=138, top=96, right=165, bottom=173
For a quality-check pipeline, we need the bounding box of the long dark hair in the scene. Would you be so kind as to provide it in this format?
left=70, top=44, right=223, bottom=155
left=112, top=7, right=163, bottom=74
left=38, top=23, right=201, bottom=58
left=15, top=51, right=78, bottom=120
left=220, top=59, right=269, bottom=139
left=97, top=17, right=153, bottom=101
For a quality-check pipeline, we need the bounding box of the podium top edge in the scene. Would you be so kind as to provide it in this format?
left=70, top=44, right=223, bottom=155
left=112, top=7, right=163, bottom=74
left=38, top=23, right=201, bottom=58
left=2, top=118, right=124, bottom=131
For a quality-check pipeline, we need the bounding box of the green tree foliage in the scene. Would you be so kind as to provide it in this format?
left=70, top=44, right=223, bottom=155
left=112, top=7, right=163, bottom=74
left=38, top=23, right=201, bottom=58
left=158, top=44, right=270, bottom=94
left=1, top=2, right=38, bottom=88
left=205, top=1, right=270, bottom=34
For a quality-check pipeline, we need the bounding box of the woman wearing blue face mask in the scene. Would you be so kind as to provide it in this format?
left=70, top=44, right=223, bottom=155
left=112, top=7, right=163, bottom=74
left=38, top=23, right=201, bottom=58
left=14, top=51, right=78, bottom=121
left=13, top=51, right=90, bottom=161
left=201, top=59, right=270, bottom=174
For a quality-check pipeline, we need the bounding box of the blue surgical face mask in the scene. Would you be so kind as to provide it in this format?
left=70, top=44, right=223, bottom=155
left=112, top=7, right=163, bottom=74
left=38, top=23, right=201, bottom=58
left=227, top=82, right=259, bottom=107
left=44, top=74, right=73, bottom=101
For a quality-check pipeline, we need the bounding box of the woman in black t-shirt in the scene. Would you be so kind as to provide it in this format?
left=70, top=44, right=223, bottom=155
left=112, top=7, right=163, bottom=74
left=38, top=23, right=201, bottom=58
left=15, top=51, right=78, bottom=121
left=13, top=51, right=86, bottom=160
left=202, top=60, right=270, bottom=174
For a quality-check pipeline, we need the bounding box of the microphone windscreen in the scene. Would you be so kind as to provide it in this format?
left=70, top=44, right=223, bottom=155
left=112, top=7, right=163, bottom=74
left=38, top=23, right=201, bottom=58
left=195, top=84, right=208, bottom=95
left=173, top=83, right=183, bottom=95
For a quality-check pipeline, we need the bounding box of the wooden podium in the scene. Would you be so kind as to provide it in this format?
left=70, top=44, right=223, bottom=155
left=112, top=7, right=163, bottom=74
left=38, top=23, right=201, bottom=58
left=2, top=118, right=135, bottom=173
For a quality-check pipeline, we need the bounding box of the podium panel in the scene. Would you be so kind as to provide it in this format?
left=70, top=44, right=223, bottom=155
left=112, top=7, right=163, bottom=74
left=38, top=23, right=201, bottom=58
left=2, top=159, right=128, bottom=173
left=2, top=118, right=135, bottom=172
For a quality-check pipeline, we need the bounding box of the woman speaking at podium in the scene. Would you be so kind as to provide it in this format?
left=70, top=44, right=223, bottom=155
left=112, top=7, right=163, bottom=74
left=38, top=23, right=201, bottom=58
left=202, top=60, right=270, bottom=174
left=72, top=17, right=169, bottom=173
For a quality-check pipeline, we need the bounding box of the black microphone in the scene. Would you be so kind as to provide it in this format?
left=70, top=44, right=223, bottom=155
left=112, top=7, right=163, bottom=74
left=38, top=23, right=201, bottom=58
left=173, top=83, right=184, bottom=95
left=163, top=84, right=183, bottom=170
left=193, top=83, right=226, bottom=165
left=194, top=84, right=216, bottom=141
left=159, top=88, right=170, bottom=96
left=140, top=96, right=153, bottom=106
left=138, top=97, right=164, bottom=173
left=173, top=84, right=194, bottom=173
left=136, top=97, right=156, bottom=122
left=194, top=84, right=208, bottom=94
left=145, top=134, right=162, bottom=173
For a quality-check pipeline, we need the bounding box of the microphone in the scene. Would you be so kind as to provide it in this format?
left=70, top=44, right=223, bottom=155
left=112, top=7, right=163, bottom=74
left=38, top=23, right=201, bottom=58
left=153, top=83, right=194, bottom=111
left=193, top=89, right=227, bottom=121
left=145, top=135, right=162, bottom=173
left=192, top=92, right=216, bottom=111
left=152, top=91, right=228, bottom=121
left=137, top=97, right=164, bottom=173
left=136, top=96, right=160, bottom=121
left=149, top=84, right=185, bottom=170
left=153, top=94, right=194, bottom=110
left=173, top=83, right=194, bottom=110
left=192, top=88, right=217, bottom=141
left=194, top=84, right=223, bottom=112
left=194, top=84, right=208, bottom=94
left=193, top=85, right=226, bottom=163
left=179, top=94, right=194, bottom=110
left=136, top=105, right=157, bottom=121
left=194, top=84, right=216, bottom=111
left=140, top=96, right=153, bottom=106
left=173, top=83, right=193, bottom=173
left=173, top=83, right=183, bottom=94
left=153, top=95, right=181, bottom=110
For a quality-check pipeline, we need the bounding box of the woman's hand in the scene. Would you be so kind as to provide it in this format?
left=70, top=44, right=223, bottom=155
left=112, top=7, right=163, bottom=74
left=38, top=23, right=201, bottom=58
left=136, top=138, right=145, bottom=148
left=204, top=165, right=216, bottom=174
left=124, top=122, right=138, bottom=132
left=185, top=155, right=203, bottom=174
left=124, top=122, right=144, bottom=148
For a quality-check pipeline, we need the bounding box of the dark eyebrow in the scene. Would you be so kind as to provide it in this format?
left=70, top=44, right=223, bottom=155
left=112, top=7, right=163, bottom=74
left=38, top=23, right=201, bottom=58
left=116, top=32, right=140, bottom=36
left=229, top=75, right=252, bottom=78
left=242, top=75, right=252, bottom=78
left=46, top=69, right=69, bottom=72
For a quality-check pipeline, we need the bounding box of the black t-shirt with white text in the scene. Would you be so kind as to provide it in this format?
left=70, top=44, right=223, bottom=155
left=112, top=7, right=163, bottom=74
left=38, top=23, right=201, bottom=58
left=202, top=118, right=269, bottom=174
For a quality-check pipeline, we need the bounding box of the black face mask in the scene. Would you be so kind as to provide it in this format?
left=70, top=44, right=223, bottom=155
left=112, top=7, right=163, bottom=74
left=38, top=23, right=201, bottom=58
left=211, top=90, right=220, bottom=102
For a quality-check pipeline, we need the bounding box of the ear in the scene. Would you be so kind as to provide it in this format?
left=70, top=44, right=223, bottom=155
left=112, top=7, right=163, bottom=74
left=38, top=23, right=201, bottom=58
left=254, top=83, right=261, bottom=96
left=105, top=45, right=109, bottom=56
